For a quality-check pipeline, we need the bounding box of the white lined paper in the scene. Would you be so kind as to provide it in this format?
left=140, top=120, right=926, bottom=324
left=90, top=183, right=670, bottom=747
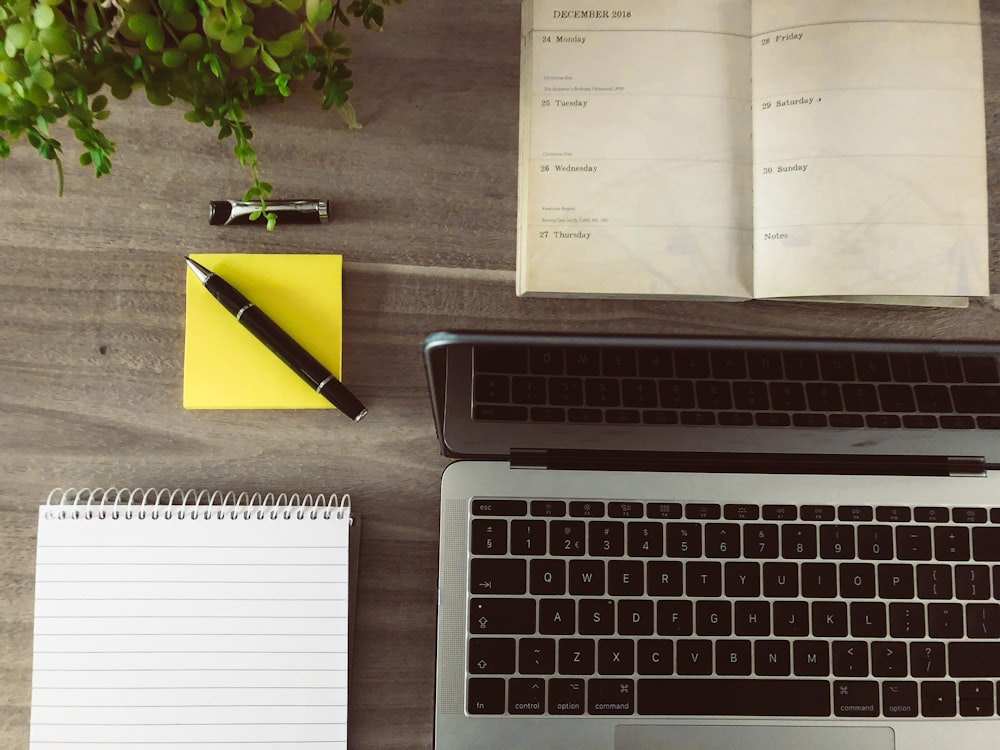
left=30, top=499, right=350, bottom=749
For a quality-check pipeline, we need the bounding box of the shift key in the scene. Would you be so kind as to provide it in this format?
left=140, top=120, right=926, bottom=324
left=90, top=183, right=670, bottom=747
left=470, top=598, right=536, bottom=634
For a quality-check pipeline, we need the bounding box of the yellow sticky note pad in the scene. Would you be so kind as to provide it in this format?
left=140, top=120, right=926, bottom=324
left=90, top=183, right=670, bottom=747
left=183, top=253, right=343, bottom=409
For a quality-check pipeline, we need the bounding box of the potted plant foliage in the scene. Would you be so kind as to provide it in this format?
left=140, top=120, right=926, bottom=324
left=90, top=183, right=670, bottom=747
left=0, top=0, right=398, bottom=227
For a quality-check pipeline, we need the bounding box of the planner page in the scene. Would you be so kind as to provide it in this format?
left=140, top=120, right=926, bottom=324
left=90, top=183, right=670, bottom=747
left=29, top=499, right=350, bottom=750
left=750, top=0, right=988, bottom=302
left=517, top=0, right=754, bottom=298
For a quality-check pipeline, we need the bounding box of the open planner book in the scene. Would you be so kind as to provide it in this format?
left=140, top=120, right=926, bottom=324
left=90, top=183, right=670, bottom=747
left=515, top=0, right=989, bottom=305
left=29, top=488, right=353, bottom=750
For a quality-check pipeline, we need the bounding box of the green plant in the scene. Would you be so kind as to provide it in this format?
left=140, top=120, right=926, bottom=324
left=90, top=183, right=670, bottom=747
left=0, top=0, right=398, bottom=228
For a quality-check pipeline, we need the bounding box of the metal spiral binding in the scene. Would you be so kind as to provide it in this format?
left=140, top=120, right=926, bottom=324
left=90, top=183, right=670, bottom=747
left=43, top=488, right=350, bottom=521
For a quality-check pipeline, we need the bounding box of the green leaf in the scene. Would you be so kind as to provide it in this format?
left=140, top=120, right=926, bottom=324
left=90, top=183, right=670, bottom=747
left=91, top=94, right=108, bottom=112
left=202, top=10, right=228, bottom=39
left=179, top=33, right=204, bottom=52
left=38, top=27, right=72, bottom=55
left=161, top=49, right=186, bottom=67
left=145, top=28, right=165, bottom=51
left=127, top=12, right=159, bottom=35
left=6, top=24, right=32, bottom=50
left=229, top=45, right=256, bottom=68
left=33, top=4, right=55, bottom=28
left=221, top=32, right=244, bottom=54
left=259, top=48, right=280, bottom=73
left=265, top=39, right=292, bottom=58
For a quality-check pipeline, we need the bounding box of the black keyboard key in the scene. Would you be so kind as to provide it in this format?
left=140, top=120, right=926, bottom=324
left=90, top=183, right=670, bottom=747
left=470, top=598, right=536, bottom=634
left=915, top=385, right=952, bottom=413
left=608, top=502, right=643, bottom=518
left=927, top=602, right=963, bottom=638
left=833, top=680, right=879, bottom=717
left=747, top=350, right=783, bottom=380
left=877, top=564, right=915, bottom=599
left=954, top=507, right=988, bottom=523
left=551, top=520, right=586, bottom=555
left=755, top=412, right=791, bottom=427
left=716, top=640, right=753, bottom=676
left=843, top=383, right=879, bottom=412
left=819, top=525, right=856, bottom=559
left=949, top=643, right=1000, bottom=677
left=647, top=561, right=683, bottom=597
left=705, top=524, right=740, bottom=557
left=769, top=382, right=807, bottom=411
left=656, top=600, right=693, bottom=635
left=680, top=411, right=716, bottom=426
left=806, top=383, right=843, bottom=412
left=916, top=564, right=953, bottom=599
left=518, top=638, right=556, bottom=675
left=686, top=503, right=722, bottom=520
left=475, top=346, right=527, bottom=374
left=782, top=351, right=819, bottom=380
left=609, top=564, right=645, bottom=598
left=666, top=523, right=702, bottom=557
left=637, top=678, right=830, bottom=716
left=952, top=385, right=1000, bottom=414
left=793, top=640, right=830, bottom=676
left=877, top=506, right=911, bottom=523
left=696, top=381, right=733, bottom=410
left=688, top=563, right=724, bottom=598
left=474, top=404, right=527, bottom=421
left=850, top=601, right=887, bottom=638
left=774, top=601, right=809, bottom=637
left=857, top=525, right=893, bottom=559
left=508, top=677, right=545, bottom=714
left=832, top=641, right=869, bottom=677
left=763, top=562, right=798, bottom=597
left=921, top=681, right=957, bottom=717
left=579, top=599, right=615, bottom=635
left=602, top=348, right=636, bottom=376
left=471, top=519, right=507, bottom=555
left=972, top=527, right=1000, bottom=561
left=590, top=678, right=635, bottom=714
left=512, top=376, right=546, bottom=404
left=744, top=524, right=780, bottom=558
left=954, top=565, right=990, bottom=600
left=569, top=501, right=604, bottom=518
left=647, top=502, right=682, bottom=519
left=819, top=352, right=855, bottom=381
left=781, top=524, right=817, bottom=559
left=618, top=601, right=654, bottom=635
left=719, top=412, right=754, bottom=426
left=605, top=409, right=640, bottom=424
left=910, top=641, right=946, bottom=677
left=472, top=499, right=527, bottom=516
left=878, top=384, right=916, bottom=412
left=558, top=638, right=595, bottom=674
left=925, top=355, right=964, bottom=383
left=889, top=602, right=925, bottom=638
left=890, top=354, right=928, bottom=383
left=840, top=563, right=876, bottom=598
left=882, top=681, right=919, bottom=717
left=474, top=374, right=510, bottom=402
left=585, top=379, right=620, bottom=407
left=530, top=500, right=566, bottom=517
left=568, top=408, right=602, bottom=423
left=867, top=662, right=907, bottom=699
left=530, top=560, right=565, bottom=595
left=963, top=356, right=1000, bottom=383
left=711, top=350, right=747, bottom=379
left=675, top=349, right=710, bottom=378
left=566, top=347, right=600, bottom=375
left=568, top=560, right=604, bottom=595
left=529, top=346, right=563, bottom=374
left=855, top=353, right=892, bottom=382
left=941, top=415, right=975, bottom=429
left=549, top=378, right=584, bottom=406
left=627, top=522, right=663, bottom=557
left=637, top=349, right=673, bottom=377
left=733, top=382, right=770, bottom=410
left=959, top=681, right=995, bottom=717
left=762, top=505, right=796, bottom=521
left=470, top=558, right=526, bottom=595
left=801, top=562, right=838, bottom=598
left=934, top=526, right=970, bottom=561
left=510, top=519, right=546, bottom=555
left=966, top=603, right=1000, bottom=638
left=468, top=637, right=516, bottom=674
left=676, top=640, right=715, bottom=674
left=548, top=678, right=586, bottom=714
left=621, top=379, right=658, bottom=407
left=735, top=601, right=771, bottom=636
left=467, top=677, right=505, bottom=714
left=597, top=639, right=635, bottom=675
left=539, top=598, right=574, bottom=633
left=724, top=504, right=759, bottom=521
left=660, top=381, right=695, bottom=408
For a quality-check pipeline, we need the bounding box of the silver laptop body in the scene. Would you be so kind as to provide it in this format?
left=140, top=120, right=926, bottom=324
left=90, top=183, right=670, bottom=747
left=425, top=331, right=1000, bottom=750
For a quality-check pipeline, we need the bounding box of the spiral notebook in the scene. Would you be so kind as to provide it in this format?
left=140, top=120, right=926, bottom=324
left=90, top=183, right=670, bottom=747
left=29, top=488, right=353, bottom=750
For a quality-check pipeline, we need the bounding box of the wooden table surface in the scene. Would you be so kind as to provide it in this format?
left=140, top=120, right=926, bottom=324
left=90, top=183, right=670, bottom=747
left=2, top=2, right=998, bottom=747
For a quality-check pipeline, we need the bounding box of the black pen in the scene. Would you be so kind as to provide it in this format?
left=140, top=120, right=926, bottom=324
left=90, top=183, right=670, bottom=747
left=185, top=257, right=367, bottom=421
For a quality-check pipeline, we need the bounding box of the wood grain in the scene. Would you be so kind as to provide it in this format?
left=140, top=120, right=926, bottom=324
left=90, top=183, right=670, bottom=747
left=1, top=2, right=998, bottom=747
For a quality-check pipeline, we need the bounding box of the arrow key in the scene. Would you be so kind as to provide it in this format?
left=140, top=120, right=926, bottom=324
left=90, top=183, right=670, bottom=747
left=921, top=681, right=957, bottom=717
left=959, top=681, right=995, bottom=717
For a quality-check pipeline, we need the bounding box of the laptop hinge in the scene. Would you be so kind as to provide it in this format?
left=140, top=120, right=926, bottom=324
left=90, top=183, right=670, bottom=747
left=510, top=449, right=992, bottom=477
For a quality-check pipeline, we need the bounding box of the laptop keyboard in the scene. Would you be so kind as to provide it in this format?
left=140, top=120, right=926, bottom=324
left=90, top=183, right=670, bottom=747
left=471, top=344, right=1000, bottom=428
left=466, top=498, right=1000, bottom=718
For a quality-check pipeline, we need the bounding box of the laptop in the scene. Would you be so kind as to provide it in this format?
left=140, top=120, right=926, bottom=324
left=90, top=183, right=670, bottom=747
left=425, top=331, right=1000, bottom=749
